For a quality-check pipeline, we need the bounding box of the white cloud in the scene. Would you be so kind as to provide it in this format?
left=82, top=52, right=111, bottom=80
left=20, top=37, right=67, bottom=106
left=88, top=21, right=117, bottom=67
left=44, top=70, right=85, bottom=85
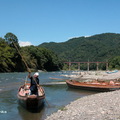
left=19, top=41, right=32, bottom=47
left=84, top=35, right=91, bottom=38
left=68, top=36, right=80, bottom=40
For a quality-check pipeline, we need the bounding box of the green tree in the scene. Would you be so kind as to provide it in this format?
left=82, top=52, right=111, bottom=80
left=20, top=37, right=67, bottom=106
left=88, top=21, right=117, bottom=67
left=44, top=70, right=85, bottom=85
left=20, top=46, right=63, bottom=71
left=4, top=32, right=20, bottom=48
left=0, top=38, right=15, bottom=72
left=109, top=56, right=120, bottom=69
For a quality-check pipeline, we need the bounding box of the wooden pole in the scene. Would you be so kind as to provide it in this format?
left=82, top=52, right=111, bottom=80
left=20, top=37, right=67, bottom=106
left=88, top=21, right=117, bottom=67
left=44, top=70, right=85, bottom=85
left=12, top=41, right=30, bottom=72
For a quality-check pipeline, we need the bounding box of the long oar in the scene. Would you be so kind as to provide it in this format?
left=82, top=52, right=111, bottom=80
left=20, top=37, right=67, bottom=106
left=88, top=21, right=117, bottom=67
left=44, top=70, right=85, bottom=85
left=12, top=41, right=30, bottom=72
left=12, top=41, right=50, bottom=107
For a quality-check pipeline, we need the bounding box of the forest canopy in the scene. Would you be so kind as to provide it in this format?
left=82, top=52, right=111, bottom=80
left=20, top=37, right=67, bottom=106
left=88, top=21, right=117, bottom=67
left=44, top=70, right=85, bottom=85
left=0, top=32, right=63, bottom=72
left=39, top=33, right=120, bottom=70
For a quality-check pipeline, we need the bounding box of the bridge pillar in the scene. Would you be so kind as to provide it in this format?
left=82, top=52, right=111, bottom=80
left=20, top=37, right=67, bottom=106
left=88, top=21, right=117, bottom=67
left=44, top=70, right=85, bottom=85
left=68, top=62, right=71, bottom=71
left=87, top=62, right=89, bottom=71
left=96, top=62, right=99, bottom=71
left=106, top=62, right=108, bottom=70
left=78, top=63, right=80, bottom=70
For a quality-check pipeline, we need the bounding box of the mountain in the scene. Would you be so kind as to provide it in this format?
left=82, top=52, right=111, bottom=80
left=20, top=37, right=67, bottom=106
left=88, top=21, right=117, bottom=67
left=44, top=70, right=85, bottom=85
left=38, top=33, right=120, bottom=62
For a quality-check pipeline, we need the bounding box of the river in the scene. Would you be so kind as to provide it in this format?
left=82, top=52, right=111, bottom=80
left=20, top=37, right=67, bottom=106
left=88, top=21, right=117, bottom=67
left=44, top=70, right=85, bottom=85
left=0, top=71, right=98, bottom=120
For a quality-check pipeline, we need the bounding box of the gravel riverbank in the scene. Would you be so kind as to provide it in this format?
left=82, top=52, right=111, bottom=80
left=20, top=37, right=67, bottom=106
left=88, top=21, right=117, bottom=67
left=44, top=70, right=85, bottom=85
left=45, top=90, right=120, bottom=120
left=61, top=70, right=120, bottom=81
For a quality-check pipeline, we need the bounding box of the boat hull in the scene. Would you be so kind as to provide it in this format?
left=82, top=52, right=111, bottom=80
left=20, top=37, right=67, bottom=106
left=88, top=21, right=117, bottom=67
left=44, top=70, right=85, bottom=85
left=17, top=83, right=45, bottom=110
left=17, top=94, right=45, bottom=110
left=66, top=80, right=120, bottom=92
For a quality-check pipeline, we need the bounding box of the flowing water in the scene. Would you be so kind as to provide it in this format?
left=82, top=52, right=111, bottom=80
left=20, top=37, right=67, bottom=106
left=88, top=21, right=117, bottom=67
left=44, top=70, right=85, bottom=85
left=0, top=71, right=99, bottom=120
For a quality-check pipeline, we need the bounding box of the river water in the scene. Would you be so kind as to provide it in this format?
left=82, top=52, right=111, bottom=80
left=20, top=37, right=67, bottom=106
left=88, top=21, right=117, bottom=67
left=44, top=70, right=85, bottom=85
left=0, top=71, right=98, bottom=120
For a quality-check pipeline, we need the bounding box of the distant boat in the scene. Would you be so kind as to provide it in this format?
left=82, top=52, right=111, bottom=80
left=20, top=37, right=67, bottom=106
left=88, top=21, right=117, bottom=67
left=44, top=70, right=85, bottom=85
left=17, top=83, right=45, bottom=110
left=66, top=80, right=120, bottom=92
left=106, top=70, right=118, bottom=74
left=38, top=70, right=44, bottom=72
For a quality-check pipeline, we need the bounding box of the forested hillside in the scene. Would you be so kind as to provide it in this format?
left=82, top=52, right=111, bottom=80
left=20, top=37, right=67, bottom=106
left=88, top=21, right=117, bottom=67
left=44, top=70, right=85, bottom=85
left=39, top=33, right=120, bottom=62
left=0, top=33, right=63, bottom=72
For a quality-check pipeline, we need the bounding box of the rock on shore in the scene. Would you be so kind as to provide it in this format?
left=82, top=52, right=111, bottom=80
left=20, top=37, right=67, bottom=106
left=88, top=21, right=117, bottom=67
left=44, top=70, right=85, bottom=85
left=45, top=90, right=120, bottom=120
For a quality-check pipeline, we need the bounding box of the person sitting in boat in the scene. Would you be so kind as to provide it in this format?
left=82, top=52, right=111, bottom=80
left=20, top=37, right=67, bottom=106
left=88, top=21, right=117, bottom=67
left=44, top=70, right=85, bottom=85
left=28, top=72, right=39, bottom=95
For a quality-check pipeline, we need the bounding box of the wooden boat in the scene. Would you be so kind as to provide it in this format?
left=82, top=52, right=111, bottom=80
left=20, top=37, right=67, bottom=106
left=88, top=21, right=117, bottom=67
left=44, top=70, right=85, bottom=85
left=17, top=83, right=45, bottom=110
left=66, top=80, right=120, bottom=92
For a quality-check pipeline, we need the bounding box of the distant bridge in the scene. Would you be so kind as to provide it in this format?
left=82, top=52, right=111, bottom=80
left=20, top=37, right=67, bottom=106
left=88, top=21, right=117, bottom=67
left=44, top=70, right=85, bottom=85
left=64, top=61, right=108, bottom=71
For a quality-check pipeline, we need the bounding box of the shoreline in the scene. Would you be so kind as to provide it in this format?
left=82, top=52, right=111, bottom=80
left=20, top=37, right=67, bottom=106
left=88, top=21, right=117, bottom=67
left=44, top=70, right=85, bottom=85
left=45, top=70, right=120, bottom=120
left=45, top=90, right=120, bottom=120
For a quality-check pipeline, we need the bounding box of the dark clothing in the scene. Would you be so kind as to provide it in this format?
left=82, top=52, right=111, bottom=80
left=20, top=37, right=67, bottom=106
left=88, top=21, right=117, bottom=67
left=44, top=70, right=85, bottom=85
left=30, top=76, right=39, bottom=95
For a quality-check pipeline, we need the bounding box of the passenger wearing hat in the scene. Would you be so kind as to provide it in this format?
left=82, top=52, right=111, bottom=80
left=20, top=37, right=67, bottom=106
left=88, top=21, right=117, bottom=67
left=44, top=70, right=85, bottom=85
left=28, top=72, right=39, bottom=95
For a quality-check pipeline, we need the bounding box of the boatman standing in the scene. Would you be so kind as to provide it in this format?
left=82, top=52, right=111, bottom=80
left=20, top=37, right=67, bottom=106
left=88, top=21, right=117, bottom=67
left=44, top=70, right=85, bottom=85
left=28, top=72, right=39, bottom=95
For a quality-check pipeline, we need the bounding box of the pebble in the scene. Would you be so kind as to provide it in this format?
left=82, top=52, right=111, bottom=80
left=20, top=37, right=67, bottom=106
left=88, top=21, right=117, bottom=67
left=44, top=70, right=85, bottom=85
left=45, top=90, right=120, bottom=120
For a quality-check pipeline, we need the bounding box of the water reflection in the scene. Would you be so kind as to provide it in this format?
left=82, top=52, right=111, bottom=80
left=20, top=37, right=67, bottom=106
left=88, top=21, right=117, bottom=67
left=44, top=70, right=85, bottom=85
left=18, top=106, right=45, bottom=120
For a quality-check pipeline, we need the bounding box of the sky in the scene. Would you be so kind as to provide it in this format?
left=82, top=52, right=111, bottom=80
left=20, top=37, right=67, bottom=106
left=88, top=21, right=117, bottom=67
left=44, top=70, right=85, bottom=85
left=0, top=0, right=120, bottom=46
